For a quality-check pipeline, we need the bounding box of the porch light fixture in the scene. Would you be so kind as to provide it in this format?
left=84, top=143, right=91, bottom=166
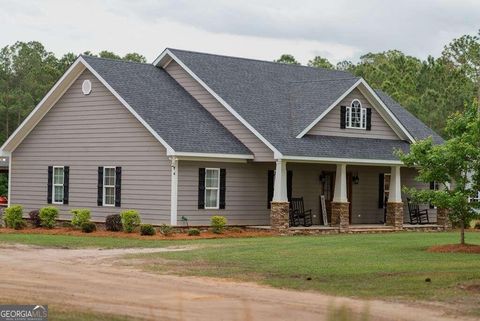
left=319, top=172, right=326, bottom=183
left=352, top=173, right=360, bottom=185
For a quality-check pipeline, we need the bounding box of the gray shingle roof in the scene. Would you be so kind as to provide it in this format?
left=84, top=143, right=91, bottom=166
left=168, top=49, right=443, bottom=160
left=81, top=55, right=252, bottom=155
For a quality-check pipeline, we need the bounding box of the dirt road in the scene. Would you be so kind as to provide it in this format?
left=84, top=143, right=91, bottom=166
left=0, top=244, right=473, bottom=321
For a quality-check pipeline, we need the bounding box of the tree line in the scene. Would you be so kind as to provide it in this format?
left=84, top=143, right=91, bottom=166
left=0, top=32, right=479, bottom=147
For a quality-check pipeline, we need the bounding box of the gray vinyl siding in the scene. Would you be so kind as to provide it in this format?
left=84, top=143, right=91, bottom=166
left=177, top=161, right=272, bottom=225
left=308, top=89, right=400, bottom=140
left=10, top=70, right=172, bottom=224
left=165, top=61, right=274, bottom=161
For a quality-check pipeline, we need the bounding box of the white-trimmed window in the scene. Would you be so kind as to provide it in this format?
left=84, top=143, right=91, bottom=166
left=103, top=166, right=116, bottom=207
left=205, top=168, right=220, bottom=209
left=52, top=166, right=64, bottom=204
left=346, top=99, right=366, bottom=129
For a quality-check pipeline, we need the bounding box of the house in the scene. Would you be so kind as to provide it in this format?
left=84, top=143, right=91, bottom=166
left=0, top=49, right=447, bottom=230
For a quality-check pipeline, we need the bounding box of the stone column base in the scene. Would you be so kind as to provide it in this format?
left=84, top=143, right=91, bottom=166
left=331, top=202, right=349, bottom=231
left=270, top=201, right=290, bottom=232
left=386, top=202, right=404, bottom=229
left=437, top=208, right=452, bottom=230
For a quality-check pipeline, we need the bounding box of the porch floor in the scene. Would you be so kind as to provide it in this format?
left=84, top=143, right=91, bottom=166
left=250, top=224, right=442, bottom=233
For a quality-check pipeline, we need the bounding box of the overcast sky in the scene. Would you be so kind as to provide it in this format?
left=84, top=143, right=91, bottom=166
left=0, top=0, right=479, bottom=64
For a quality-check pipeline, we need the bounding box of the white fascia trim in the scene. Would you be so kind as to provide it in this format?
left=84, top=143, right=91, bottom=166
left=0, top=150, right=10, bottom=157
left=1, top=58, right=86, bottom=152
left=295, top=78, right=416, bottom=143
left=359, top=79, right=416, bottom=143
left=282, top=155, right=403, bottom=166
left=296, top=78, right=362, bottom=138
left=174, top=152, right=254, bottom=159
left=79, top=57, right=176, bottom=155
left=155, top=49, right=282, bottom=159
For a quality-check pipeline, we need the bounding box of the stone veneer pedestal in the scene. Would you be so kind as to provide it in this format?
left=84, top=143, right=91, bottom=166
left=331, top=202, right=349, bottom=231
left=386, top=202, right=404, bottom=229
left=270, top=201, right=290, bottom=232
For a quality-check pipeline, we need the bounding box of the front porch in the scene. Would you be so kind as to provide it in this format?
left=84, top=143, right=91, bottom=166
left=269, top=159, right=449, bottom=232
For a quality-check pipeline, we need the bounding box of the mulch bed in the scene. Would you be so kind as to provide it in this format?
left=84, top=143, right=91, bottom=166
left=0, top=227, right=273, bottom=240
left=427, top=243, right=480, bottom=254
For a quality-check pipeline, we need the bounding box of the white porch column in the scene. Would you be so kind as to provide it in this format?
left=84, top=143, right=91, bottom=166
left=272, top=159, right=288, bottom=202
left=333, top=163, right=348, bottom=202
left=388, top=165, right=402, bottom=202
left=170, top=157, right=178, bottom=226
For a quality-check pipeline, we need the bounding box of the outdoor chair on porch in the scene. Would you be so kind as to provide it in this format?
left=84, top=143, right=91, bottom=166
left=407, top=198, right=430, bottom=224
left=289, top=197, right=313, bottom=227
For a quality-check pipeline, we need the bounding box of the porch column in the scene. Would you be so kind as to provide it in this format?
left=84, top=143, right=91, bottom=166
left=170, top=157, right=178, bottom=226
left=271, top=159, right=289, bottom=232
left=386, top=165, right=403, bottom=229
left=331, top=163, right=349, bottom=230
left=436, top=208, right=452, bottom=230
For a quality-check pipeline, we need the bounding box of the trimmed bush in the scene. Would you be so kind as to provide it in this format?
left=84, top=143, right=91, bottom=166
left=211, top=216, right=227, bottom=234
left=39, top=206, right=59, bottom=229
left=159, top=224, right=173, bottom=236
left=4, top=205, right=25, bottom=230
left=140, top=224, right=156, bottom=236
left=29, top=210, right=42, bottom=228
left=105, top=214, right=122, bottom=232
left=120, top=210, right=141, bottom=233
left=71, top=208, right=91, bottom=229
left=81, top=221, right=96, bottom=233
left=187, top=228, right=200, bottom=236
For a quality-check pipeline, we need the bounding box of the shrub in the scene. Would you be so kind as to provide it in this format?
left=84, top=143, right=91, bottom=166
left=39, top=206, right=59, bottom=229
left=140, top=224, right=156, bottom=236
left=29, top=210, right=42, bottom=228
left=81, top=221, right=96, bottom=233
left=105, top=214, right=122, bottom=232
left=70, top=208, right=91, bottom=229
left=120, top=210, right=141, bottom=233
left=159, top=224, right=173, bottom=236
left=211, top=216, right=227, bottom=234
left=187, top=228, right=200, bottom=236
left=4, top=205, right=25, bottom=230
left=475, top=221, right=480, bottom=229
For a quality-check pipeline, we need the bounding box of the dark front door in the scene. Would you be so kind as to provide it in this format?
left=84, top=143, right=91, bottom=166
left=347, top=173, right=353, bottom=223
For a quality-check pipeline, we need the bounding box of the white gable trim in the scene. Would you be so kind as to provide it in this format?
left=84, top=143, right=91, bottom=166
left=154, top=49, right=283, bottom=159
left=296, top=78, right=416, bottom=143
left=0, top=56, right=176, bottom=155
left=282, top=155, right=403, bottom=166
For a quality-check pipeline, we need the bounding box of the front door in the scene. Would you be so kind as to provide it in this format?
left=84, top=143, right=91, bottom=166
left=347, top=173, right=353, bottom=223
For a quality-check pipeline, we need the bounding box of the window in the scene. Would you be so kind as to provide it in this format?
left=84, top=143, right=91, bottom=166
left=103, top=167, right=116, bottom=206
left=52, top=166, right=64, bottom=204
left=346, top=99, right=366, bottom=129
left=383, top=173, right=391, bottom=206
left=205, top=168, right=220, bottom=209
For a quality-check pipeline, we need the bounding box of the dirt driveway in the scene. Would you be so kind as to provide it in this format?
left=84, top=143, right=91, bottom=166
left=0, top=244, right=474, bottom=321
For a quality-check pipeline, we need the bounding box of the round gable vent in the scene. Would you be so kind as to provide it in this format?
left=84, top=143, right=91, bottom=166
left=82, top=79, right=92, bottom=95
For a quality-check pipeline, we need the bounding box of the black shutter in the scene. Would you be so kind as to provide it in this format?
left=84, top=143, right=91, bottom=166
left=198, top=168, right=205, bottom=209
left=47, top=166, right=53, bottom=204
left=366, top=108, right=372, bottom=130
left=97, top=167, right=103, bottom=206
left=219, top=168, right=226, bottom=209
left=287, top=170, right=293, bottom=201
left=63, top=166, right=70, bottom=205
left=340, top=106, right=346, bottom=129
left=115, top=167, right=122, bottom=207
left=267, top=170, right=274, bottom=209
left=378, top=173, right=385, bottom=208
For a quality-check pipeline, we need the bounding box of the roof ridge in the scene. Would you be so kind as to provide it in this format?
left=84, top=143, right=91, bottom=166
left=80, top=54, right=153, bottom=66
left=288, top=77, right=359, bottom=84
left=167, top=48, right=353, bottom=76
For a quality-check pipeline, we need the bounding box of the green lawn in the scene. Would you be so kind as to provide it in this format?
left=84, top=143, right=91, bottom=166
left=1, top=231, right=480, bottom=314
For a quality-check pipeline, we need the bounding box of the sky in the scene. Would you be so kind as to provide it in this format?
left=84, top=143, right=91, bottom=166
left=0, top=0, right=479, bottom=65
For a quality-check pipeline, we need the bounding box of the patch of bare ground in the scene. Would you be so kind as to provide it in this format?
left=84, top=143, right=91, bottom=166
left=427, top=244, right=480, bottom=254
left=0, top=227, right=273, bottom=240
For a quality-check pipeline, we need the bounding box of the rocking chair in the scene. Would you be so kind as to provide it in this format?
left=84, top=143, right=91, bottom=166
left=289, top=197, right=313, bottom=227
left=407, top=198, right=430, bottom=224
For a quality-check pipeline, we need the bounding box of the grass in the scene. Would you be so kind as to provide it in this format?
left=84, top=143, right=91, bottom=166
left=127, top=232, right=480, bottom=307
left=0, top=233, right=184, bottom=248
left=1, top=231, right=480, bottom=314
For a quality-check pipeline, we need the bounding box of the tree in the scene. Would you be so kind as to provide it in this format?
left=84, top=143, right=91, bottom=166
left=98, top=50, right=121, bottom=60
left=0, top=173, right=7, bottom=197
left=398, top=102, right=480, bottom=244
left=442, top=31, right=480, bottom=101
left=123, top=53, right=147, bottom=63
left=274, top=54, right=300, bottom=65
left=308, top=56, right=334, bottom=69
